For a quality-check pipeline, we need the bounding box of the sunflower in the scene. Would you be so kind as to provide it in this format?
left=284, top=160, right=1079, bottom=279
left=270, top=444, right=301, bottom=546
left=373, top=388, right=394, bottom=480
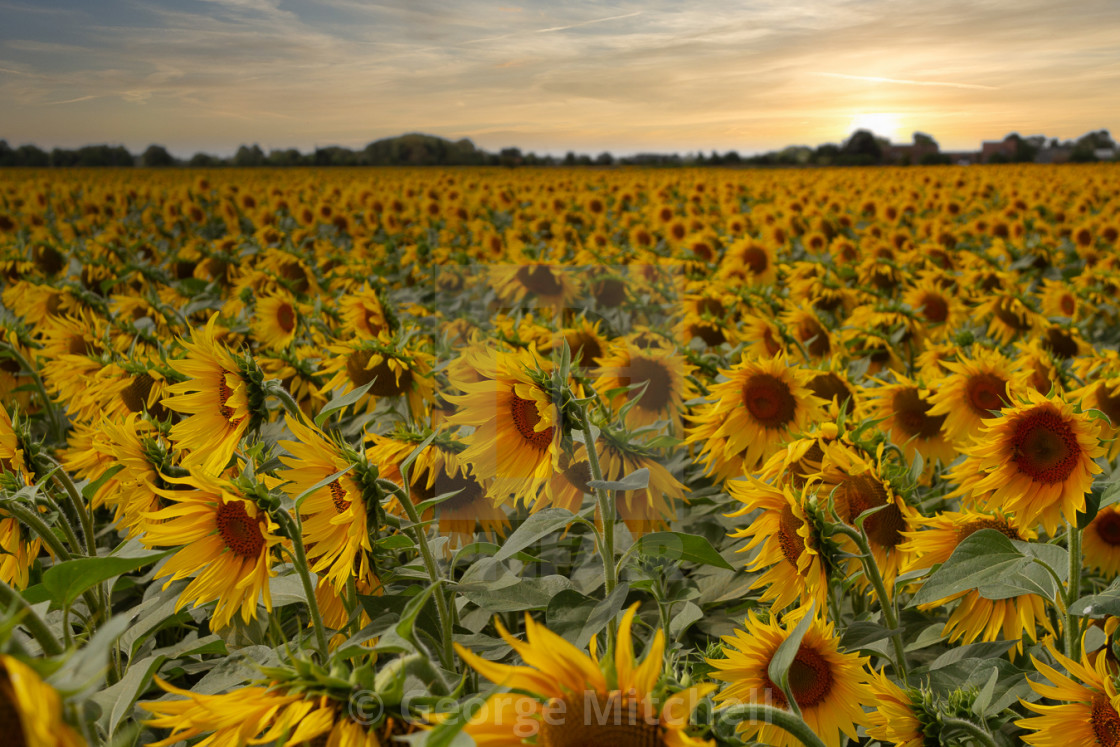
left=595, top=429, right=684, bottom=536
left=812, top=442, right=915, bottom=595
left=724, top=237, right=777, bottom=286
left=867, top=374, right=957, bottom=466
left=726, top=477, right=829, bottom=612
left=947, top=389, right=1106, bottom=535
left=780, top=306, right=833, bottom=361
left=594, top=341, right=696, bottom=432
left=251, top=290, right=300, bottom=351
left=319, top=329, right=434, bottom=418
left=278, top=417, right=372, bottom=594
left=162, top=316, right=263, bottom=473
left=554, top=316, right=610, bottom=368
left=142, top=676, right=398, bottom=747
left=687, top=354, right=824, bottom=478
left=901, top=276, right=965, bottom=338
left=337, top=283, right=392, bottom=338
left=900, top=510, right=1054, bottom=648
left=708, top=606, right=871, bottom=747
left=926, top=347, right=1024, bottom=445
left=141, top=470, right=283, bottom=630
left=367, top=428, right=507, bottom=547
left=0, top=655, right=86, bottom=747
left=455, top=604, right=715, bottom=747
left=492, top=262, right=580, bottom=309
left=1084, top=505, right=1120, bottom=578
left=1070, top=377, right=1120, bottom=461
left=975, top=293, right=1041, bottom=346
left=446, top=347, right=561, bottom=506
left=1016, top=641, right=1120, bottom=747
left=863, top=668, right=925, bottom=747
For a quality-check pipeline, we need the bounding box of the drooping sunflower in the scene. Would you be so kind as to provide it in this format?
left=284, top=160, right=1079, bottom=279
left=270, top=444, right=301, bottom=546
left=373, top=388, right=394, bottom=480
left=0, top=654, right=86, bottom=747
left=863, top=667, right=926, bottom=747
left=1084, top=505, right=1120, bottom=578
left=726, top=477, right=829, bottom=612
left=901, top=276, right=965, bottom=339
left=900, top=509, right=1054, bottom=648
left=594, top=341, right=696, bottom=432
left=867, top=374, right=957, bottom=466
left=162, top=316, right=263, bottom=473
left=455, top=604, right=715, bottom=747
left=947, top=389, right=1106, bottom=535
left=141, top=470, right=283, bottom=630
left=277, top=417, right=372, bottom=594
left=446, top=346, right=561, bottom=506
left=368, top=428, right=507, bottom=547
left=1015, top=642, right=1120, bottom=747
left=553, top=316, right=610, bottom=369
left=687, top=354, right=824, bottom=478
left=142, top=675, right=403, bottom=746
left=708, top=606, right=871, bottom=747
left=926, top=346, right=1025, bottom=445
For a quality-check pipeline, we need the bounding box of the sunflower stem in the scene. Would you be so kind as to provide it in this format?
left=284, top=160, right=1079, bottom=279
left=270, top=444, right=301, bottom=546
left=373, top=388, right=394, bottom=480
left=376, top=478, right=456, bottom=672
left=3, top=499, right=74, bottom=562
left=829, top=522, right=908, bottom=686
left=268, top=382, right=310, bottom=426
left=577, top=402, right=618, bottom=648
left=0, top=578, right=64, bottom=655
left=718, top=704, right=827, bottom=747
left=40, top=455, right=97, bottom=557
left=1066, top=522, right=1083, bottom=660
left=276, top=510, right=330, bottom=660
left=939, top=717, right=999, bottom=747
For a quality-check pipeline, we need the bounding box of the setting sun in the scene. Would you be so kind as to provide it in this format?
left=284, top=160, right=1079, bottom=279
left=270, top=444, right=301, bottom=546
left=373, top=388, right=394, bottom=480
left=848, top=112, right=906, bottom=142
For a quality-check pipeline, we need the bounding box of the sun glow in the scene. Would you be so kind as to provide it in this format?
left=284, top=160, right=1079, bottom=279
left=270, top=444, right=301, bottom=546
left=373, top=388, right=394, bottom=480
left=848, top=112, right=905, bottom=142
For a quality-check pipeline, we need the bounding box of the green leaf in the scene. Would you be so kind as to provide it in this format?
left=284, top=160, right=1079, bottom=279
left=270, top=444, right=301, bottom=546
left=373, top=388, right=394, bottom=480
left=50, top=613, right=136, bottom=694
left=396, top=582, right=444, bottom=648
left=463, top=575, right=573, bottom=613
left=493, top=508, right=577, bottom=561
left=545, top=583, right=629, bottom=649
left=767, top=602, right=815, bottom=716
left=1070, top=576, right=1120, bottom=617
left=632, top=532, right=734, bottom=570
left=908, top=530, right=1063, bottom=607
left=42, top=550, right=172, bottom=609
left=314, top=378, right=376, bottom=426
left=1079, top=487, right=1102, bottom=529
left=588, top=467, right=650, bottom=492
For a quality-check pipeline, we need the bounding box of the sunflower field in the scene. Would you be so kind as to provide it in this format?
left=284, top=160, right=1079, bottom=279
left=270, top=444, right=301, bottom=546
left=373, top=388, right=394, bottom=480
left=2, top=163, right=1120, bottom=747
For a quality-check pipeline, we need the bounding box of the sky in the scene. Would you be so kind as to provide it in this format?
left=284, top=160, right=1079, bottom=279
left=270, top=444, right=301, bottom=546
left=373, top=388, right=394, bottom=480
left=1, top=0, right=1118, bottom=158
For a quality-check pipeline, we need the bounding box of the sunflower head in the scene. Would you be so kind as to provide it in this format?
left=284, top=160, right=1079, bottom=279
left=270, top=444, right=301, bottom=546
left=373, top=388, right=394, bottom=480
left=454, top=604, right=715, bottom=747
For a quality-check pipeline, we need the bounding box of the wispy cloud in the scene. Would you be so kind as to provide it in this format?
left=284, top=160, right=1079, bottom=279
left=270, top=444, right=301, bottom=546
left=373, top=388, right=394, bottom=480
left=810, top=72, right=998, bottom=91
left=534, top=11, right=643, bottom=34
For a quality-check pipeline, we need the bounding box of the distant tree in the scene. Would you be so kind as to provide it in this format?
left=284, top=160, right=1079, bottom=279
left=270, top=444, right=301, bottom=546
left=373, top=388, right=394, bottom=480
left=563, top=151, right=578, bottom=166
left=267, top=148, right=305, bottom=166
left=189, top=152, right=224, bottom=167
left=0, top=140, right=13, bottom=167
left=723, top=150, right=742, bottom=164
left=498, top=147, right=523, bottom=167
left=141, top=144, right=176, bottom=167
left=595, top=151, right=615, bottom=166
left=913, top=132, right=938, bottom=148
left=14, top=144, right=48, bottom=167
left=233, top=144, right=265, bottom=167
left=812, top=143, right=840, bottom=165
left=841, top=130, right=883, bottom=163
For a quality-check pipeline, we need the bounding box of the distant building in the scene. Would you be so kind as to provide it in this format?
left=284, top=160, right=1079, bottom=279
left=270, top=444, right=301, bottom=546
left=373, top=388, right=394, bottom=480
left=980, top=136, right=1018, bottom=163
left=1095, top=148, right=1117, bottom=161
left=882, top=140, right=941, bottom=165
left=1037, top=147, right=1072, bottom=164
